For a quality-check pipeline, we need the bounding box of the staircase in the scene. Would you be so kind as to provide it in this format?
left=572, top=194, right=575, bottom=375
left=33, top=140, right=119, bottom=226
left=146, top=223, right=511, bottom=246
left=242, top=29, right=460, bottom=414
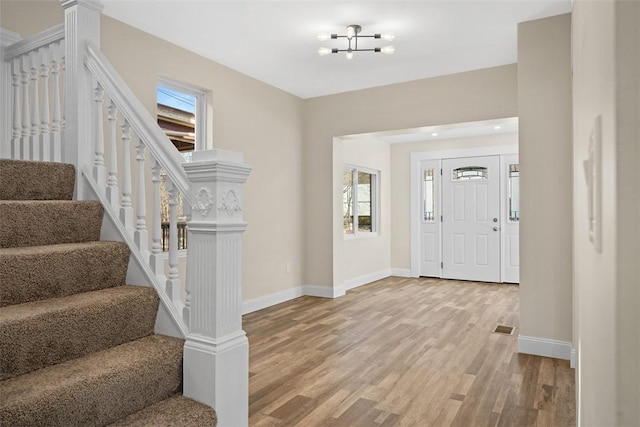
left=0, top=159, right=217, bottom=425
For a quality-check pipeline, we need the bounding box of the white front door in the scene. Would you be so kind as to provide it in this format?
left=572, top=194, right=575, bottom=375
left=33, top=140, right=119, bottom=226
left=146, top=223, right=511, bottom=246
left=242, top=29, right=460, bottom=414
left=442, top=156, right=501, bottom=282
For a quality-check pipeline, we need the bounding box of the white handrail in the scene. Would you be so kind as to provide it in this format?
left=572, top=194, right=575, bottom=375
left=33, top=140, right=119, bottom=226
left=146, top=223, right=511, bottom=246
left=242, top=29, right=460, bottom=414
left=3, top=24, right=64, bottom=61
left=83, top=41, right=194, bottom=207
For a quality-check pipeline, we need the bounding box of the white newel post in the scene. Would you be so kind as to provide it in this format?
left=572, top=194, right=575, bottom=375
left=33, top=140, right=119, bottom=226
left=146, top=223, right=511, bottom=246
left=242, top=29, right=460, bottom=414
left=182, top=149, right=252, bottom=427
left=61, top=0, right=102, bottom=196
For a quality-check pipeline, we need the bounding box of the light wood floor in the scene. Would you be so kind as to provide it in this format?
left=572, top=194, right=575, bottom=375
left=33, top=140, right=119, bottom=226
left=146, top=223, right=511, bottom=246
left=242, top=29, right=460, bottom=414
left=244, top=277, right=575, bottom=426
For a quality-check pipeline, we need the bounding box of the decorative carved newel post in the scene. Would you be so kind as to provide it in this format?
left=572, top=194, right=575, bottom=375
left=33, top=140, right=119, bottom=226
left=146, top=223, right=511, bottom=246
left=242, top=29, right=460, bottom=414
left=182, top=149, right=252, bottom=427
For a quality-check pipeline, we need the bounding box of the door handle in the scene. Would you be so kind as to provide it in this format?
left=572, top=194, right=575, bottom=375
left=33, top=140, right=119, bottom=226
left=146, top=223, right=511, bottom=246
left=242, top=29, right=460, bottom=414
left=493, top=227, right=499, bottom=231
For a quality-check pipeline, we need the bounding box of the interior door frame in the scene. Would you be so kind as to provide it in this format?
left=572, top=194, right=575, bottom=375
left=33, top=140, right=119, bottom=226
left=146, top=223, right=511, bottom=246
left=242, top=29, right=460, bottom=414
left=410, top=145, right=519, bottom=279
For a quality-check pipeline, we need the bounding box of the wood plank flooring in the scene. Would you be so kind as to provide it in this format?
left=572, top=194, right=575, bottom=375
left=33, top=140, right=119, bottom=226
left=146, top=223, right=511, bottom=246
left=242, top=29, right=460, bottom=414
left=244, top=277, right=575, bottom=426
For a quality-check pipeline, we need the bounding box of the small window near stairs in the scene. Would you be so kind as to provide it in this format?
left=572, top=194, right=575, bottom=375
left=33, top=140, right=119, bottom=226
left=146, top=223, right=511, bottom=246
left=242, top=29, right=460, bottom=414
left=156, top=79, right=207, bottom=251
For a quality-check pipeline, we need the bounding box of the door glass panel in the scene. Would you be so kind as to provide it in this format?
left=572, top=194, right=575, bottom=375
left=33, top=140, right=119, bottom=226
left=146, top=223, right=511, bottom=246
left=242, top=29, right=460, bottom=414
left=508, top=164, right=520, bottom=222
left=452, top=166, right=488, bottom=181
left=357, top=171, right=373, bottom=232
left=343, top=168, right=355, bottom=234
left=423, top=169, right=435, bottom=222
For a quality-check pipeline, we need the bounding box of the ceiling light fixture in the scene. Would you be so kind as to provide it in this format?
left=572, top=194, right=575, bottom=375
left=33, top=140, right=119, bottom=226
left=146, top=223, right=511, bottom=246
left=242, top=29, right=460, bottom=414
left=318, top=24, right=395, bottom=59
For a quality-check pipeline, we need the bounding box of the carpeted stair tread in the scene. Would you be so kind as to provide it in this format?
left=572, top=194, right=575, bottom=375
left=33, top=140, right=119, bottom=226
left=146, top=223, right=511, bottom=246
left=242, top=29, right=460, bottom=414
left=0, top=241, right=130, bottom=307
left=0, top=200, right=103, bottom=248
left=109, top=395, right=217, bottom=426
left=0, top=334, right=184, bottom=426
left=0, top=159, right=75, bottom=201
left=0, top=285, right=159, bottom=380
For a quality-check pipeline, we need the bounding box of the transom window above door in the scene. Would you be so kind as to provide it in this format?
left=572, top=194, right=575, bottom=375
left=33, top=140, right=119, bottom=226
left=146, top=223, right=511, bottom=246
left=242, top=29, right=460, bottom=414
left=452, top=166, right=488, bottom=181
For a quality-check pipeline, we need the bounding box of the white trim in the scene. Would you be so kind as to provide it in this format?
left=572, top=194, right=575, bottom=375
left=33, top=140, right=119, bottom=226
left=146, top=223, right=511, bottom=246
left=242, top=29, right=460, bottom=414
left=410, top=144, right=519, bottom=278
left=0, top=28, right=22, bottom=47
left=243, top=269, right=419, bottom=315
left=517, top=335, right=572, bottom=360
left=570, top=348, right=577, bottom=369
left=242, top=287, right=305, bottom=315
left=391, top=268, right=412, bottom=277
left=304, top=284, right=344, bottom=298
left=343, top=269, right=391, bottom=291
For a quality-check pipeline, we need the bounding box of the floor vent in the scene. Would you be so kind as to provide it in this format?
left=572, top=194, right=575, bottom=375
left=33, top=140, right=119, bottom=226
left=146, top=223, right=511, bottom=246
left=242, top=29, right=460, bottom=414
left=493, top=325, right=515, bottom=335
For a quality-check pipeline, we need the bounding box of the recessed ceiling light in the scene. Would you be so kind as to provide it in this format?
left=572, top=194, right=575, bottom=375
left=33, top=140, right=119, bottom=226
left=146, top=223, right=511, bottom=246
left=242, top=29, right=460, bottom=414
left=431, top=132, right=438, bottom=136
left=493, top=125, right=502, bottom=130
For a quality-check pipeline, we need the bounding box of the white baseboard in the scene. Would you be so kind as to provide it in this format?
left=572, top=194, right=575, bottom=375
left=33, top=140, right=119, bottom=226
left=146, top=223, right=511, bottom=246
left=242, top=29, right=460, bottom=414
left=518, top=335, right=572, bottom=361
left=243, top=270, right=405, bottom=315
left=343, top=269, right=392, bottom=291
left=570, top=348, right=577, bottom=369
left=242, top=287, right=304, bottom=315
left=303, top=284, right=344, bottom=298
left=390, top=268, right=412, bottom=277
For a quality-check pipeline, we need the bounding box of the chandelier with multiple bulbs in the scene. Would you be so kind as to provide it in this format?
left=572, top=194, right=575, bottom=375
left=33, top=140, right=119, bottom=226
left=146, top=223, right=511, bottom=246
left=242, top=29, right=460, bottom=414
left=318, top=24, right=395, bottom=59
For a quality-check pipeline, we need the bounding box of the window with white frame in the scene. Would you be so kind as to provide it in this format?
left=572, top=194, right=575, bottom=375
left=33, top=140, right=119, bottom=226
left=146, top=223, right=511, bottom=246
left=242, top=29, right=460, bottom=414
left=343, top=166, right=378, bottom=235
left=156, top=79, right=208, bottom=251
left=156, top=78, right=207, bottom=154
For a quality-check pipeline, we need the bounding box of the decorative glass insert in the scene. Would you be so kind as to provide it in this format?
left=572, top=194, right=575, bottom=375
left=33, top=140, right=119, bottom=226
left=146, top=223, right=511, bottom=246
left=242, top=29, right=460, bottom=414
left=357, top=171, right=373, bottom=232
left=423, top=169, right=435, bottom=222
left=343, top=168, right=355, bottom=234
left=452, top=166, right=488, bottom=181
left=508, top=164, right=520, bottom=222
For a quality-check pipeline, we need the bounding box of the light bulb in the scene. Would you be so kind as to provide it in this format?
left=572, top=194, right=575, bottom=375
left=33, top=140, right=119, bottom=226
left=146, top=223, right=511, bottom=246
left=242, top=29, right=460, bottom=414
left=381, top=46, right=395, bottom=54
left=381, top=32, right=395, bottom=41
left=346, top=50, right=354, bottom=60
left=317, top=33, right=330, bottom=41
left=318, top=47, right=333, bottom=56
left=346, top=26, right=356, bottom=39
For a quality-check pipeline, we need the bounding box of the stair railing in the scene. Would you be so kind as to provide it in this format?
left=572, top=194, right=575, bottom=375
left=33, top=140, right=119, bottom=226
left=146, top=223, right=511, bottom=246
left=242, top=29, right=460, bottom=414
left=1, top=1, right=251, bottom=424
left=82, top=40, right=195, bottom=332
left=82, top=30, right=251, bottom=427
left=1, top=24, right=65, bottom=161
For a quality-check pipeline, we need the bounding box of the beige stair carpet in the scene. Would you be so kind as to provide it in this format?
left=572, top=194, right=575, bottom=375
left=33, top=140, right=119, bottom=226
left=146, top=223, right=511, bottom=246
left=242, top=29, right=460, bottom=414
left=0, top=159, right=216, bottom=426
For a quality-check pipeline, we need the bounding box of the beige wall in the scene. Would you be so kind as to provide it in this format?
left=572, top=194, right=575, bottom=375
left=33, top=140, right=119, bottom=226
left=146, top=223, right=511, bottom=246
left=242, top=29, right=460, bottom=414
left=517, top=14, right=573, bottom=344
left=337, top=137, right=391, bottom=284
left=572, top=0, right=639, bottom=424
left=1, top=1, right=305, bottom=302
left=390, top=132, right=518, bottom=270
left=304, top=65, right=518, bottom=289
left=0, top=1, right=63, bottom=37
left=100, top=17, right=305, bottom=301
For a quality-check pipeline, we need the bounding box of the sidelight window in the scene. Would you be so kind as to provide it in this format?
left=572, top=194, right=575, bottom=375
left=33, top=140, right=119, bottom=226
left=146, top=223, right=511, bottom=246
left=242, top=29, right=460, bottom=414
left=508, top=164, right=520, bottom=222
left=423, top=169, right=435, bottom=222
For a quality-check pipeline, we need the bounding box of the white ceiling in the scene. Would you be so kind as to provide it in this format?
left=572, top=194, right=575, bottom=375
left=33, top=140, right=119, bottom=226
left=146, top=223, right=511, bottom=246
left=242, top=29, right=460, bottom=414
left=101, top=0, right=571, bottom=99
left=344, top=117, right=518, bottom=144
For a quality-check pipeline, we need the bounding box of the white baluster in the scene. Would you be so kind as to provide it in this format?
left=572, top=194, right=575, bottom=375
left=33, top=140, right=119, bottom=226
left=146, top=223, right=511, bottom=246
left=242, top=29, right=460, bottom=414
left=60, top=58, right=65, bottom=133
left=11, top=65, right=21, bottom=159
left=134, top=137, right=148, bottom=252
left=106, top=100, right=119, bottom=207
left=21, top=68, right=30, bottom=159
left=166, top=179, right=181, bottom=303
left=40, top=61, right=51, bottom=161
left=51, top=60, right=62, bottom=162
left=120, top=120, right=134, bottom=229
left=29, top=65, right=40, bottom=160
left=149, top=159, right=163, bottom=276
left=93, top=82, right=105, bottom=186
